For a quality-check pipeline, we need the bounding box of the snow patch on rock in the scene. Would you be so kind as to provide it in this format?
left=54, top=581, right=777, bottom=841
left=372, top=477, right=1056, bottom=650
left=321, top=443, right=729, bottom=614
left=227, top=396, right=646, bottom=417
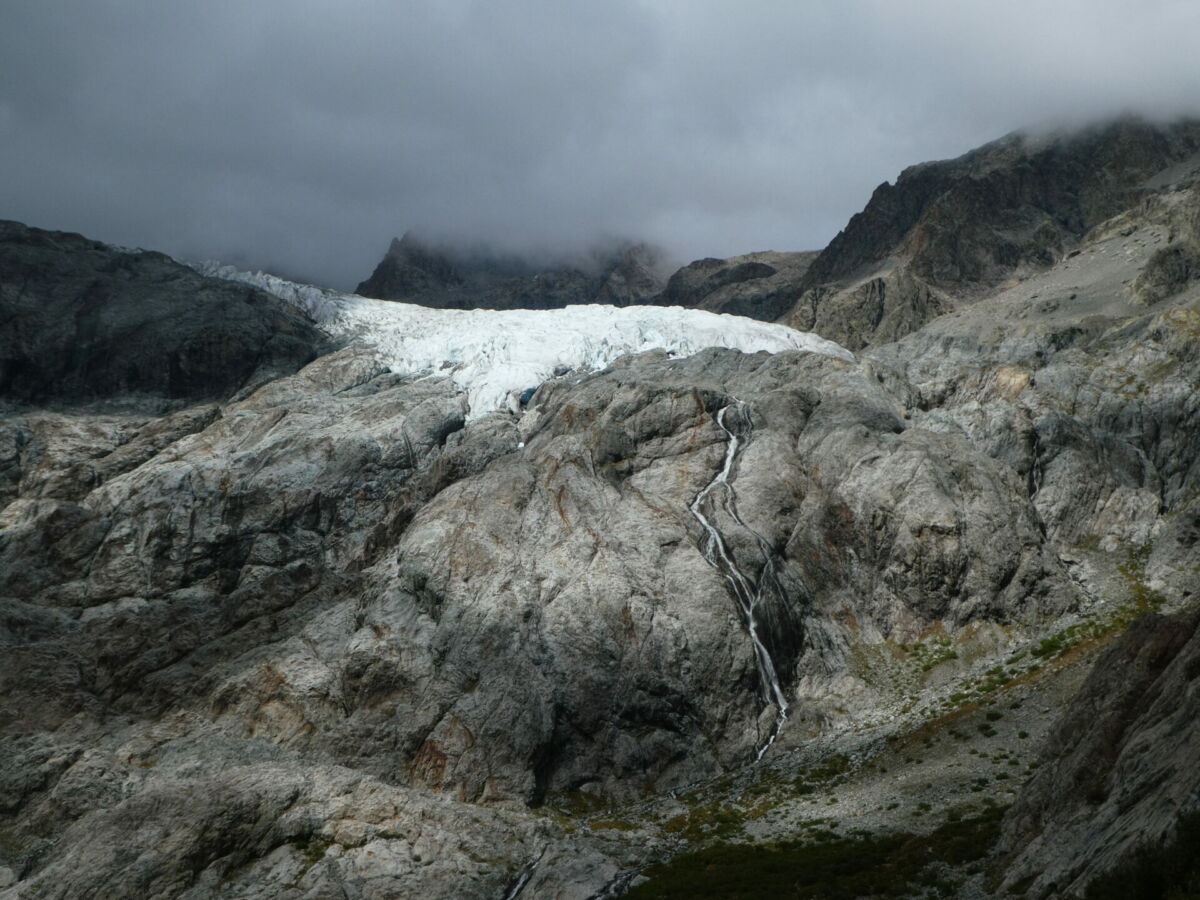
left=195, top=262, right=854, bottom=418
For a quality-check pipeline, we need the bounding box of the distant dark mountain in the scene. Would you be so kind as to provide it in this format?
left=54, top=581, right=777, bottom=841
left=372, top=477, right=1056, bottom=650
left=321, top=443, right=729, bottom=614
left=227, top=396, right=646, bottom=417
left=652, top=249, right=818, bottom=320
left=354, top=232, right=821, bottom=322
left=354, top=233, right=464, bottom=299
left=355, top=232, right=667, bottom=309
left=0, top=220, right=325, bottom=403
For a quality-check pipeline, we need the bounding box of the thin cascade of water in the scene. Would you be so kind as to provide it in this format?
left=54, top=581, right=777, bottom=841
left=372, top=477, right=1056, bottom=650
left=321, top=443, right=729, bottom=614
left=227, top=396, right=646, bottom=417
left=501, top=849, right=545, bottom=900
left=586, top=870, right=640, bottom=899
left=688, top=402, right=790, bottom=759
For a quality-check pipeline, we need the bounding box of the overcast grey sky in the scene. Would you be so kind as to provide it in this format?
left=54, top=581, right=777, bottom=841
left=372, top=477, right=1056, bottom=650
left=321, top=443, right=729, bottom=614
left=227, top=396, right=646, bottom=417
left=2, top=1, right=1199, bottom=288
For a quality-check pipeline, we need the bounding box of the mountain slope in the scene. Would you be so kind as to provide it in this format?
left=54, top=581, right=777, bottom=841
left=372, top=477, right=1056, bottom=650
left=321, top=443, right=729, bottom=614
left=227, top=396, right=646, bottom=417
left=786, top=116, right=1200, bottom=349
left=2, top=119, right=1199, bottom=898
left=996, top=608, right=1200, bottom=897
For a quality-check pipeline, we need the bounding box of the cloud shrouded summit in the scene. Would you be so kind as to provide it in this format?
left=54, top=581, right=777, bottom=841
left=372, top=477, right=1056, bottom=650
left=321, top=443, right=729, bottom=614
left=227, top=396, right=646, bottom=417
left=2, top=0, right=1198, bottom=289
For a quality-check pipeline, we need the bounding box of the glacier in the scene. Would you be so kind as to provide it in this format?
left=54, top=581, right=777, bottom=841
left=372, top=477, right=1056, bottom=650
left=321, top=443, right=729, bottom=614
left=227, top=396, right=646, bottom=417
left=195, top=262, right=854, bottom=418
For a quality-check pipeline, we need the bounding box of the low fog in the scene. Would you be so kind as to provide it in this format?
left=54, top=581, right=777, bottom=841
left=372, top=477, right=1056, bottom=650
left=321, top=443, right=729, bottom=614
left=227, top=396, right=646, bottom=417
left=2, top=1, right=1199, bottom=289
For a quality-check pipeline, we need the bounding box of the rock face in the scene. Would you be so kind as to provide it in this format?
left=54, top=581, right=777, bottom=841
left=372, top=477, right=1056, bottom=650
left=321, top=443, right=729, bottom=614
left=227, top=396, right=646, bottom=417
left=3, top=118, right=1200, bottom=898
left=869, top=178, right=1200, bottom=582
left=355, top=232, right=666, bottom=310
left=995, top=609, right=1200, bottom=898
left=0, top=221, right=326, bottom=403
left=0, top=333, right=1074, bottom=826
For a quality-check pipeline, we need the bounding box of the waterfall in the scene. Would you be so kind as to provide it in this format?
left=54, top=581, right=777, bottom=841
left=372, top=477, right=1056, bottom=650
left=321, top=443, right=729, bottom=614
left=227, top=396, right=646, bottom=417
left=501, top=848, right=545, bottom=900
left=587, top=870, right=640, bottom=899
left=689, top=402, right=790, bottom=759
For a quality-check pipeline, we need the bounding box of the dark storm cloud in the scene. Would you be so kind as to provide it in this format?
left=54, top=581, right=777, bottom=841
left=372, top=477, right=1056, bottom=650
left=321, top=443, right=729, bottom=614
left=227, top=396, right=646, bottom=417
left=2, top=0, right=1199, bottom=288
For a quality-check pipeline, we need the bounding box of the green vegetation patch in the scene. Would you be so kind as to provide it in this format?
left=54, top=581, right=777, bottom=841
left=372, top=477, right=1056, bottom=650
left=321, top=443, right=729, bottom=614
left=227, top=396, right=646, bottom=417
left=589, top=818, right=640, bottom=832
left=627, top=807, right=1005, bottom=899
left=292, top=835, right=333, bottom=867
left=904, top=636, right=959, bottom=673
left=543, top=788, right=610, bottom=816
left=1032, top=546, right=1166, bottom=662
left=792, top=753, right=853, bottom=796
left=662, top=803, right=748, bottom=842
left=934, top=542, right=1169, bottom=715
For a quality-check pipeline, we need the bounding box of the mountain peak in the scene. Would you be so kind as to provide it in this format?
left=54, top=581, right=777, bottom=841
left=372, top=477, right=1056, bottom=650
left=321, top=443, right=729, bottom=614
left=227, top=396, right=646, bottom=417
left=355, top=231, right=463, bottom=299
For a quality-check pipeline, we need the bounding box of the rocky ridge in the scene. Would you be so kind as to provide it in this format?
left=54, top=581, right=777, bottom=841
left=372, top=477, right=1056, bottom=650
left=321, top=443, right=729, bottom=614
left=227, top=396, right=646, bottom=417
left=787, top=116, right=1200, bottom=350
left=355, top=233, right=820, bottom=324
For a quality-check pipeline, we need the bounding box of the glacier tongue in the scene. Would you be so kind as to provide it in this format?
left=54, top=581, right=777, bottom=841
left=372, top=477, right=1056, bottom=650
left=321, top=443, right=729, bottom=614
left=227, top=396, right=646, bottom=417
left=195, top=262, right=854, bottom=419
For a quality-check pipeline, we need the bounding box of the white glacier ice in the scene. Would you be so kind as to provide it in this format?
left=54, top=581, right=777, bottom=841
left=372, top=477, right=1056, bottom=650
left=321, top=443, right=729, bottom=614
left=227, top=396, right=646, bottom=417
left=194, top=262, right=854, bottom=419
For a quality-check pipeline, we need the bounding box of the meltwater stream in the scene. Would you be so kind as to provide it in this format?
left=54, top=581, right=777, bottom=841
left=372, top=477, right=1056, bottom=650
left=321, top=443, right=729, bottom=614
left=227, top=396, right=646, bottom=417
left=689, top=402, right=790, bottom=760
left=586, top=871, right=641, bottom=899
left=501, top=848, right=545, bottom=900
